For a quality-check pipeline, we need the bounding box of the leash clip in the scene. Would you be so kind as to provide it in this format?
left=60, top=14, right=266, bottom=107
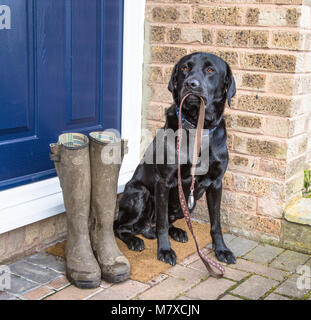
left=188, top=190, right=195, bottom=210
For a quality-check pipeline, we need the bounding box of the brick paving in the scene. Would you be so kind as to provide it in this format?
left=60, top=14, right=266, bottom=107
left=1, top=234, right=311, bottom=300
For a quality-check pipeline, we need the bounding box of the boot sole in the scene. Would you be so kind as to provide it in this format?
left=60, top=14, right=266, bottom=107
left=66, top=273, right=101, bottom=289
left=102, top=271, right=130, bottom=283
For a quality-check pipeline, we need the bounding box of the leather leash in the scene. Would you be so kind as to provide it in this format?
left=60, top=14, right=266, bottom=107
left=177, top=93, right=225, bottom=278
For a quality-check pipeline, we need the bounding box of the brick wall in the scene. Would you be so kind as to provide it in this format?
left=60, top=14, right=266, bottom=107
left=0, top=214, right=66, bottom=264
left=143, top=0, right=311, bottom=244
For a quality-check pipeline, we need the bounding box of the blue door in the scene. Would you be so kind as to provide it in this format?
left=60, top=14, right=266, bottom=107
left=0, top=0, right=124, bottom=190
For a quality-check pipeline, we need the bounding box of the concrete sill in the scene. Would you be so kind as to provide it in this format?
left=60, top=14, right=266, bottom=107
left=285, top=198, right=311, bottom=226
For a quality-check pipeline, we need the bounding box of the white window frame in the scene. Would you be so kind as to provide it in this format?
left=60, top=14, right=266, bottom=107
left=0, top=0, right=145, bottom=234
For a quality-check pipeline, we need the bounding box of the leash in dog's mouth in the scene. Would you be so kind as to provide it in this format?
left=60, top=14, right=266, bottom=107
left=177, top=93, right=225, bottom=279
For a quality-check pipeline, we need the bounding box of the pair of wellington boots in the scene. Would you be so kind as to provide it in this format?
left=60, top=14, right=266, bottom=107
left=50, top=132, right=130, bottom=289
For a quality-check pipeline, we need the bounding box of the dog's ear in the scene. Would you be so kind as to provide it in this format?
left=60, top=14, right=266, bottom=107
left=168, top=63, right=178, bottom=93
left=225, top=63, right=236, bottom=107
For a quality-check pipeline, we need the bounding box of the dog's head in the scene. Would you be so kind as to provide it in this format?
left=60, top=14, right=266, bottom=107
left=168, top=52, right=236, bottom=127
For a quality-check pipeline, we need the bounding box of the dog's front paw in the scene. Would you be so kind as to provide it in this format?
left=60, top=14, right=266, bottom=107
left=158, top=248, right=177, bottom=266
left=126, top=236, right=145, bottom=251
left=215, top=248, right=236, bottom=264
left=169, top=226, right=188, bottom=243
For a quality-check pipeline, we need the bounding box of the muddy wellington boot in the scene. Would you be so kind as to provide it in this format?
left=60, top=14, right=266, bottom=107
left=50, top=133, right=101, bottom=289
left=89, top=131, right=130, bottom=283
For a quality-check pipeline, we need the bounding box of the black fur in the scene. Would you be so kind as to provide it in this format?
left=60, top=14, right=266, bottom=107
left=114, top=52, right=237, bottom=266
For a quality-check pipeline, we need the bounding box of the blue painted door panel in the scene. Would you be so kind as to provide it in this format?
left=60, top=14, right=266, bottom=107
left=0, top=0, right=124, bottom=190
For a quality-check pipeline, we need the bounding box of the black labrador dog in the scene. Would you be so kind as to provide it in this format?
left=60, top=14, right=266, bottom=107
left=114, top=52, right=236, bottom=266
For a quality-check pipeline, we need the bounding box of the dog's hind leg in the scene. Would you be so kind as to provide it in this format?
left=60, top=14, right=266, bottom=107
left=114, top=184, right=150, bottom=251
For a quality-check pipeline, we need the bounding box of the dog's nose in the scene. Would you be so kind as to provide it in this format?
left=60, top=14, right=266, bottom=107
left=186, top=79, right=200, bottom=90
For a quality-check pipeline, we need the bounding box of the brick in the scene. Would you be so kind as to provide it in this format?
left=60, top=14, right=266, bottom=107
left=259, top=158, right=286, bottom=180
left=267, top=75, right=297, bottom=96
left=193, top=7, right=243, bottom=25
left=0, top=232, right=8, bottom=258
left=236, top=113, right=262, bottom=132
left=179, top=253, right=200, bottom=267
left=55, top=213, right=67, bottom=235
left=147, top=273, right=168, bottom=287
left=245, top=8, right=259, bottom=25
left=245, top=7, right=302, bottom=27
left=40, top=216, right=56, bottom=240
left=6, top=273, right=38, bottom=295
left=223, top=233, right=237, bottom=244
left=149, top=66, right=163, bottom=84
left=25, top=252, right=66, bottom=274
left=146, top=6, right=190, bottom=23
left=264, top=117, right=290, bottom=138
left=257, top=197, right=284, bottom=218
left=275, top=274, right=310, bottom=298
left=167, top=27, right=204, bottom=44
left=45, top=285, right=103, bottom=300
left=232, top=275, right=279, bottom=300
left=164, top=264, right=207, bottom=283
left=7, top=227, right=25, bottom=258
left=231, top=258, right=288, bottom=281
left=22, top=286, right=54, bottom=300
left=216, top=29, right=268, bottom=48
left=227, top=133, right=233, bottom=150
left=243, top=244, right=284, bottom=264
left=241, top=73, right=266, bottom=89
left=147, top=104, right=164, bottom=121
left=287, top=134, right=308, bottom=159
left=223, top=267, right=249, bottom=282
left=150, top=26, right=166, bottom=43
left=272, top=32, right=302, bottom=51
left=214, top=49, right=239, bottom=67
left=0, top=291, right=18, bottom=300
left=285, top=173, right=304, bottom=200
left=220, top=294, right=243, bottom=300
left=264, top=293, right=291, bottom=300
left=222, top=190, right=256, bottom=212
left=46, top=276, right=70, bottom=291
left=138, top=277, right=193, bottom=300
left=202, top=29, right=213, bottom=44
left=150, top=84, right=172, bottom=103
left=226, top=236, right=258, bottom=258
left=90, top=280, right=149, bottom=300
left=270, top=250, right=310, bottom=272
left=232, top=173, right=248, bottom=192
left=151, top=46, right=187, bottom=64
left=24, top=222, right=40, bottom=248
left=228, top=154, right=259, bottom=175
left=236, top=95, right=293, bottom=117
left=286, top=155, right=307, bottom=179
left=8, top=260, right=60, bottom=285
left=185, top=277, right=235, bottom=300
left=240, top=53, right=297, bottom=73
left=233, top=135, right=287, bottom=160
left=289, top=116, right=307, bottom=137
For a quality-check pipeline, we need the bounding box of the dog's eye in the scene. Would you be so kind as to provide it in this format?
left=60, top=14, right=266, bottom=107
left=182, top=66, right=189, bottom=72
left=207, top=67, right=214, bottom=73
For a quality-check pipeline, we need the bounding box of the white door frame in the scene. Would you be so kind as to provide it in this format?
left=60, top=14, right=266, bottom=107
left=0, top=0, right=145, bottom=234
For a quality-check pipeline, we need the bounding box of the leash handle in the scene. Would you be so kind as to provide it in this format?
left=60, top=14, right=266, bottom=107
left=177, top=94, right=225, bottom=278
